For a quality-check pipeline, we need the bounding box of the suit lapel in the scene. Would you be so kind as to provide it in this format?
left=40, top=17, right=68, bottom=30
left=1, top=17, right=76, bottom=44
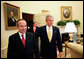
left=52, top=26, right=57, bottom=41
left=17, top=32, right=25, bottom=48
left=44, top=26, right=50, bottom=42
left=52, top=26, right=54, bottom=40
left=25, top=32, right=30, bottom=48
left=26, top=33, right=28, bottom=46
left=50, top=26, right=54, bottom=42
left=50, top=26, right=56, bottom=42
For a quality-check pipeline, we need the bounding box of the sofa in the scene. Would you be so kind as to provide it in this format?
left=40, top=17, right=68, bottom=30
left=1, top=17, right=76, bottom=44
left=66, top=43, right=83, bottom=58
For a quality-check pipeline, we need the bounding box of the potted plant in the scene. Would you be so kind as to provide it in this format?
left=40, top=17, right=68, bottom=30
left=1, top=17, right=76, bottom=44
left=57, top=20, right=80, bottom=26
left=57, top=21, right=66, bottom=26
left=72, top=20, right=80, bottom=25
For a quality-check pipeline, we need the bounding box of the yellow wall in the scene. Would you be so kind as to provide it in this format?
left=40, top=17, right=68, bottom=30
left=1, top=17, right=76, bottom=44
left=1, top=1, right=83, bottom=58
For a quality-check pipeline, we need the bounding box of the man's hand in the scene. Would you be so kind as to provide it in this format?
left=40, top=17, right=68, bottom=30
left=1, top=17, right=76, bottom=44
left=59, top=52, right=62, bottom=57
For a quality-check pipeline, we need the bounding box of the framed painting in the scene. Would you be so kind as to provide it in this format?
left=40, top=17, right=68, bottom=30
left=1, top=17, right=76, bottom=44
left=61, top=6, right=72, bottom=21
left=4, top=3, right=20, bottom=30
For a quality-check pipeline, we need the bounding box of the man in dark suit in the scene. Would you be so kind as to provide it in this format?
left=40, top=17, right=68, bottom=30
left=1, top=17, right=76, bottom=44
left=32, top=22, right=39, bottom=38
left=8, top=10, right=16, bottom=26
left=36, top=15, right=63, bottom=58
left=30, top=22, right=38, bottom=34
left=7, top=19, right=40, bottom=58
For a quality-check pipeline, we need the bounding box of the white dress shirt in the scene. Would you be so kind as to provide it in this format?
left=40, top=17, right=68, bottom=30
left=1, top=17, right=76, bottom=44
left=18, top=32, right=26, bottom=40
left=33, top=27, right=36, bottom=30
left=12, top=18, right=15, bottom=22
left=46, top=25, right=53, bottom=40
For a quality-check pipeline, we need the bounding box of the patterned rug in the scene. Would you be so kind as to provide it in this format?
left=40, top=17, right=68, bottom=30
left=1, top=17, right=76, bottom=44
left=57, top=47, right=70, bottom=58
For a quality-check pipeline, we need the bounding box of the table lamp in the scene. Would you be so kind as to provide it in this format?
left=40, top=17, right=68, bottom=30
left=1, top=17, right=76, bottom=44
left=64, top=22, right=77, bottom=42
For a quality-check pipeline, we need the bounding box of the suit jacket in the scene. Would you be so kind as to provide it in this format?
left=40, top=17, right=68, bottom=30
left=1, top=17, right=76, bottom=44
left=30, top=27, right=39, bottom=34
left=36, top=25, right=62, bottom=58
left=7, top=32, right=40, bottom=58
left=28, top=27, right=39, bottom=39
left=8, top=17, right=16, bottom=26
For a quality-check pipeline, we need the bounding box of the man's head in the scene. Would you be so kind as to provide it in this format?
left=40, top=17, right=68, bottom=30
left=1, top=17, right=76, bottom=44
left=16, top=19, right=27, bottom=34
left=10, top=10, right=14, bottom=17
left=33, top=22, right=37, bottom=27
left=46, top=15, right=54, bottom=27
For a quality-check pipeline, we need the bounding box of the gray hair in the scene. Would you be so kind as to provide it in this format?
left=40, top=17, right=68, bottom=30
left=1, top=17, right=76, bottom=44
left=46, top=15, right=53, bottom=21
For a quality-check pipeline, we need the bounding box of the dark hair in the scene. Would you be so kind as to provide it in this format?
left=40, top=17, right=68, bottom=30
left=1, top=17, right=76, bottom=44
left=10, top=10, right=14, bottom=13
left=16, top=19, right=27, bottom=26
left=33, top=22, right=37, bottom=25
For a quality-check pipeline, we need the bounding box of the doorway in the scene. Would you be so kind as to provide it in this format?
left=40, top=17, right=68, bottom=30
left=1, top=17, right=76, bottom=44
left=22, top=12, right=34, bottom=32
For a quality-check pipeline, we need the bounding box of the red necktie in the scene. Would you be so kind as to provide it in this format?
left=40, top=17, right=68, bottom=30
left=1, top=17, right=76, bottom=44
left=22, top=34, right=25, bottom=47
left=34, top=27, right=36, bottom=33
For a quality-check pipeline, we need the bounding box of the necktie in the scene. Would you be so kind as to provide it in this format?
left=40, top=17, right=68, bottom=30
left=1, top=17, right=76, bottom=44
left=48, top=27, right=51, bottom=43
left=22, top=34, right=25, bottom=47
left=34, top=27, right=36, bottom=33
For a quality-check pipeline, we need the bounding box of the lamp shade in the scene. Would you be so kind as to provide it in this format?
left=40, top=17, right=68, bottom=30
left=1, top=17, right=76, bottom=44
left=64, top=22, right=77, bottom=33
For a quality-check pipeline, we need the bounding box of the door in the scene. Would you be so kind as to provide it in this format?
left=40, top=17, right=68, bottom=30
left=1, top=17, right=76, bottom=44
left=22, top=12, right=34, bottom=32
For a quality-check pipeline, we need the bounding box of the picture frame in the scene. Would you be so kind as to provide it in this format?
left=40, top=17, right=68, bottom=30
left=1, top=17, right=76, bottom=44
left=61, top=6, right=72, bottom=21
left=4, top=3, right=20, bottom=30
